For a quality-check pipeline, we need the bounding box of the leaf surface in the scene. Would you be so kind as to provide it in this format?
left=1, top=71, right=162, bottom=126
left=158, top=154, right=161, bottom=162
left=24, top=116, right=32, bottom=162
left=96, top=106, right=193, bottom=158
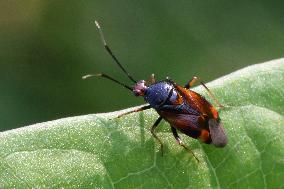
left=1, top=59, right=284, bottom=188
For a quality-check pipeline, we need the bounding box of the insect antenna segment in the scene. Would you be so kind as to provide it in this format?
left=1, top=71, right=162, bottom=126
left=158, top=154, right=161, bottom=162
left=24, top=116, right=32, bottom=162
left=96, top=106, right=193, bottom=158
left=95, top=20, right=137, bottom=83
left=82, top=73, right=133, bottom=91
left=82, top=21, right=138, bottom=92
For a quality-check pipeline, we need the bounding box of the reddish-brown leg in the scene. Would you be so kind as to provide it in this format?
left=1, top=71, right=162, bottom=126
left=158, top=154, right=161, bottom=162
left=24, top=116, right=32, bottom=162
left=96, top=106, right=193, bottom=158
left=185, top=76, right=224, bottom=108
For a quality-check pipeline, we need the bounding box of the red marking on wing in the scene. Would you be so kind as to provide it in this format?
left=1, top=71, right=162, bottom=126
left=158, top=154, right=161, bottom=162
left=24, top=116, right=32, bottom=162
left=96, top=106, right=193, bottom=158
left=175, top=85, right=219, bottom=119
left=199, top=129, right=211, bottom=143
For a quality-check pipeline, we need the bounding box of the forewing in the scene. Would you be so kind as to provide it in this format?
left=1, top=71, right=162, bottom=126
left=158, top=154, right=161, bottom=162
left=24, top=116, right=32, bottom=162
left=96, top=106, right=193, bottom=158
left=158, top=105, right=203, bottom=138
left=175, top=85, right=219, bottom=119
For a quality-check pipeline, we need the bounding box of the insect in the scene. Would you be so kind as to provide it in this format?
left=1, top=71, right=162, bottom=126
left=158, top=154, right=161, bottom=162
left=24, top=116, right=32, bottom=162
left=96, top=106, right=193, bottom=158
left=83, top=21, right=228, bottom=161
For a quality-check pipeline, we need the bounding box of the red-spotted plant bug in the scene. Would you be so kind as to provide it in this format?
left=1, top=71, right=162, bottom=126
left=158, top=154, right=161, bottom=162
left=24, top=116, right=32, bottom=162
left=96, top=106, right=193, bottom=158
left=83, top=21, right=228, bottom=162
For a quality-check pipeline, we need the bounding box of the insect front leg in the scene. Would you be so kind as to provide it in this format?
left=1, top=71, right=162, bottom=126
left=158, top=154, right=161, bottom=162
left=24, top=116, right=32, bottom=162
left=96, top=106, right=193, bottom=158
left=150, top=116, right=164, bottom=155
left=148, top=74, right=156, bottom=84
left=185, top=76, right=224, bottom=108
left=171, top=126, right=199, bottom=162
left=117, top=105, right=151, bottom=118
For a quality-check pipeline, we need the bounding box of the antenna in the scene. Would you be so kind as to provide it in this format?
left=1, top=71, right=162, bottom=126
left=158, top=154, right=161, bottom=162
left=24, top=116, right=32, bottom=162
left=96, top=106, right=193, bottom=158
left=95, top=20, right=137, bottom=83
left=82, top=73, right=133, bottom=91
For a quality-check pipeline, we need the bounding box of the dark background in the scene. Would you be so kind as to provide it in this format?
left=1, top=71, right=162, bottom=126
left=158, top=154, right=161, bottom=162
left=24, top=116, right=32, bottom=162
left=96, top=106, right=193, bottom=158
left=1, top=1, right=284, bottom=131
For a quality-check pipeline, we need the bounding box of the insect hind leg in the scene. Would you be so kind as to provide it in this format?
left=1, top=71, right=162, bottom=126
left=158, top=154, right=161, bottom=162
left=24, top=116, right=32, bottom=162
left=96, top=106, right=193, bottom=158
left=185, top=76, right=224, bottom=108
left=171, top=126, right=199, bottom=162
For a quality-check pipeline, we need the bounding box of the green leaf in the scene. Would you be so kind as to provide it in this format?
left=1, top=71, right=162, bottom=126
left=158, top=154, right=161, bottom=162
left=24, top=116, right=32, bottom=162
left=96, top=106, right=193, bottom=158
left=1, top=59, right=284, bottom=188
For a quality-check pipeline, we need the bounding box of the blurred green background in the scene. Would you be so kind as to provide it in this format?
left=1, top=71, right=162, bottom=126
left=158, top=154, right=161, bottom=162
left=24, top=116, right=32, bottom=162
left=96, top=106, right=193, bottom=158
left=1, top=1, right=284, bottom=131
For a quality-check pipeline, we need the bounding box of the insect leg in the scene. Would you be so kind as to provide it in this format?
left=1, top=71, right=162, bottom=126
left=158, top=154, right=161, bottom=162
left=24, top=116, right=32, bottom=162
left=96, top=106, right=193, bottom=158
left=148, top=74, right=156, bottom=84
left=171, top=126, right=199, bottom=162
left=150, top=116, right=164, bottom=155
left=184, top=76, right=199, bottom=89
left=185, top=76, right=224, bottom=108
left=117, top=105, right=151, bottom=118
